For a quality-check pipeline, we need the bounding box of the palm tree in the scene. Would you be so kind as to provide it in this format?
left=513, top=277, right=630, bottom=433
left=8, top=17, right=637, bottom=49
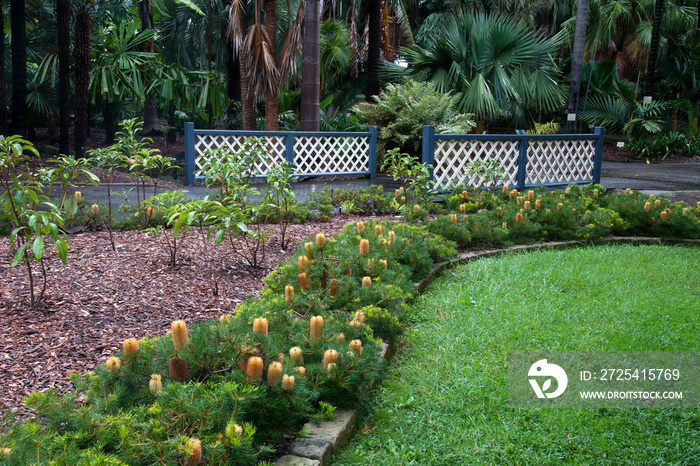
left=301, top=0, right=321, bottom=130
left=364, top=0, right=381, bottom=100
left=139, top=0, right=159, bottom=129
left=0, top=0, right=7, bottom=135
left=74, top=1, right=91, bottom=158
left=644, top=0, right=665, bottom=100
left=403, top=12, right=567, bottom=129
left=566, top=0, right=589, bottom=133
left=10, top=0, right=27, bottom=136
left=56, top=0, right=71, bottom=154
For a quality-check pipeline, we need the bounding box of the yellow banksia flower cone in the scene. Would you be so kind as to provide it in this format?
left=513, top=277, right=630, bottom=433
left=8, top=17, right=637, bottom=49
left=517, top=196, right=523, bottom=206
left=683, top=207, right=690, bottom=215
left=644, top=202, right=651, bottom=212
left=336, top=333, right=346, bottom=343
left=528, top=190, right=535, bottom=199
left=535, top=200, right=542, bottom=209
left=184, top=438, right=202, bottom=466
left=296, top=366, right=307, bottom=378
left=106, top=356, right=121, bottom=373
left=649, top=216, right=656, bottom=224
left=354, top=310, right=366, bottom=323
left=546, top=208, right=551, bottom=214
left=220, top=314, right=231, bottom=323
left=388, top=231, right=396, bottom=243
left=310, top=315, right=324, bottom=341
left=171, top=320, right=189, bottom=352
left=413, top=204, right=420, bottom=212
left=227, top=422, right=244, bottom=439
left=660, top=210, right=668, bottom=220
left=357, top=221, right=366, bottom=234
left=290, top=346, right=304, bottom=365
left=253, top=317, right=269, bottom=336
left=566, top=187, right=571, bottom=194
left=316, top=233, right=326, bottom=249
left=502, top=185, right=509, bottom=194
left=375, top=225, right=383, bottom=235
left=298, top=255, right=309, bottom=274
left=146, top=206, right=155, bottom=217
left=91, top=204, right=99, bottom=215
left=502, top=222, right=508, bottom=229
left=285, top=285, right=295, bottom=303
left=459, top=204, right=467, bottom=214
left=304, top=242, right=314, bottom=259
left=74, top=191, right=82, bottom=200
left=557, top=203, right=563, bottom=211
left=350, top=339, right=362, bottom=355
left=267, top=361, right=283, bottom=387
left=362, top=276, right=372, bottom=287
left=322, top=349, right=338, bottom=370
left=329, top=278, right=339, bottom=296
left=169, top=357, right=188, bottom=381
left=462, top=190, right=469, bottom=200
left=380, top=259, right=388, bottom=269
left=509, top=189, right=518, bottom=199
left=450, top=214, right=458, bottom=224
left=516, top=213, right=524, bottom=223
left=298, top=272, right=310, bottom=290
left=401, top=196, right=407, bottom=203
left=123, top=338, right=139, bottom=356
left=395, top=188, right=401, bottom=197
left=524, top=200, right=531, bottom=210
left=654, top=199, right=661, bottom=207
left=626, top=188, right=632, bottom=194
left=246, top=356, right=264, bottom=381
left=149, top=374, right=162, bottom=395
left=360, top=239, right=370, bottom=256
left=282, top=374, right=295, bottom=391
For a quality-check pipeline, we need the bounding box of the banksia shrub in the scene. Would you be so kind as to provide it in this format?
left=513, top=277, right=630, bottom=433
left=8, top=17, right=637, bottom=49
left=298, top=273, right=310, bottom=290
left=169, top=357, right=188, bottom=381
left=123, top=338, right=139, bottom=356
left=282, top=374, right=295, bottom=391
left=253, top=317, right=269, bottom=336
left=357, top=221, right=366, bottom=234
left=516, top=213, right=524, bottom=223
left=184, top=438, right=202, bottom=466
left=310, top=316, right=324, bottom=341
left=289, top=346, right=304, bottom=365
left=349, top=339, right=362, bottom=355
left=329, top=278, right=340, bottom=296
left=106, top=356, right=121, bottom=373
left=322, top=349, right=339, bottom=370
left=360, top=239, right=370, bottom=256
left=298, top=255, right=309, bottom=274
left=171, top=320, right=189, bottom=352
left=267, top=361, right=283, bottom=387
left=316, top=233, right=326, bottom=249
left=246, top=356, right=264, bottom=381
left=362, top=276, right=372, bottom=287
left=149, top=374, right=163, bottom=395
left=285, top=285, right=295, bottom=303
left=91, top=204, right=99, bottom=214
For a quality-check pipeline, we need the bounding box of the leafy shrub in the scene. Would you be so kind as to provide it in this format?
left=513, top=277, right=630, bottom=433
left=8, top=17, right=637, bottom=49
left=627, top=132, right=700, bottom=160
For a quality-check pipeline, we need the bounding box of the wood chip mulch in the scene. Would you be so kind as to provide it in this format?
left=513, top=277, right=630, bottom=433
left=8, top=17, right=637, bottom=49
left=0, top=215, right=394, bottom=418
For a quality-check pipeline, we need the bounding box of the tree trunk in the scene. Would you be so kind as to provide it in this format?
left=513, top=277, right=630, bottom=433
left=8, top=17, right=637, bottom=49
left=0, top=0, right=7, bottom=135
left=300, top=0, right=320, bottom=131
left=264, top=0, right=279, bottom=131
left=566, top=0, right=588, bottom=133
left=365, top=0, right=381, bottom=100
left=74, top=6, right=91, bottom=158
left=141, top=1, right=159, bottom=129
left=10, top=0, right=27, bottom=136
left=103, top=100, right=115, bottom=144
left=57, top=0, right=72, bottom=154
left=226, top=40, right=242, bottom=129
left=240, top=5, right=257, bottom=130
left=644, top=0, right=665, bottom=100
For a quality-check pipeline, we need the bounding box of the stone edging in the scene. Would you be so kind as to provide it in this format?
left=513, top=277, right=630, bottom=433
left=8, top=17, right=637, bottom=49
left=276, top=236, right=700, bottom=465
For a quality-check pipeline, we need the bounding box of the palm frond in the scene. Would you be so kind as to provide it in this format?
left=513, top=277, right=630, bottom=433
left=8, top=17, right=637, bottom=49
left=277, top=0, right=304, bottom=82
left=245, top=23, right=279, bottom=97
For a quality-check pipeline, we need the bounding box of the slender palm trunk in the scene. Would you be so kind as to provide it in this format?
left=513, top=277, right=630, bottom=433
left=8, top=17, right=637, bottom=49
left=300, top=0, right=320, bottom=131
left=240, top=6, right=257, bottom=130
left=365, top=0, right=381, bottom=100
left=264, top=0, right=279, bottom=130
left=644, top=0, right=665, bottom=100
left=10, top=0, right=27, bottom=136
left=57, top=0, right=72, bottom=154
left=566, top=0, right=588, bottom=133
left=0, top=0, right=7, bottom=135
left=74, top=6, right=91, bottom=158
left=141, top=1, right=158, bottom=129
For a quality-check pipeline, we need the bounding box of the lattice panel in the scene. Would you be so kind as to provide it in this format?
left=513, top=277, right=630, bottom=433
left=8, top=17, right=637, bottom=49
left=434, top=139, right=520, bottom=189
left=294, top=136, right=370, bottom=174
left=526, top=139, right=595, bottom=185
left=194, top=135, right=286, bottom=177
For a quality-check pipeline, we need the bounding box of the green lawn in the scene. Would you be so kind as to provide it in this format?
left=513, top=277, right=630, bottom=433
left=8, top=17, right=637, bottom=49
left=334, top=245, right=700, bottom=465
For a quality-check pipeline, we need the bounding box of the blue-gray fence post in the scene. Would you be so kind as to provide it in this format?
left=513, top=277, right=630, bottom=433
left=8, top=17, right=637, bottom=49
left=184, top=122, right=195, bottom=186
left=592, top=126, right=605, bottom=184
left=285, top=133, right=295, bottom=169
left=515, top=129, right=527, bottom=190
left=422, top=125, right=436, bottom=181
left=368, top=126, right=377, bottom=180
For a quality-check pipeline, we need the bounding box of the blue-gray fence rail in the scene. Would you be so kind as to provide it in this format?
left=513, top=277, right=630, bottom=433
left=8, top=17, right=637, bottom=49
left=422, top=125, right=604, bottom=191
left=184, top=122, right=377, bottom=185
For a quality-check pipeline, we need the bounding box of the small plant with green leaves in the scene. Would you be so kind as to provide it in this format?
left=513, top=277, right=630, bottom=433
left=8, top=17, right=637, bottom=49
left=88, top=146, right=124, bottom=251
left=381, top=148, right=435, bottom=219
left=36, top=153, right=99, bottom=215
left=459, top=158, right=508, bottom=210
left=264, top=161, right=297, bottom=250
left=143, top=190, right=194, bottom=267
left=0, top=136, right=69, bottom=308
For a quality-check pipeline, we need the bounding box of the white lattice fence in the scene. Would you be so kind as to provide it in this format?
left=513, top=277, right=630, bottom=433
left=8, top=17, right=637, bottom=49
left=434, top=139, right=519, bottom=189
left=294, top=135, right=370, bottom=174
left=526, top=139, right=596, bottom=185
left=194, top=134, right=286, bottom=177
